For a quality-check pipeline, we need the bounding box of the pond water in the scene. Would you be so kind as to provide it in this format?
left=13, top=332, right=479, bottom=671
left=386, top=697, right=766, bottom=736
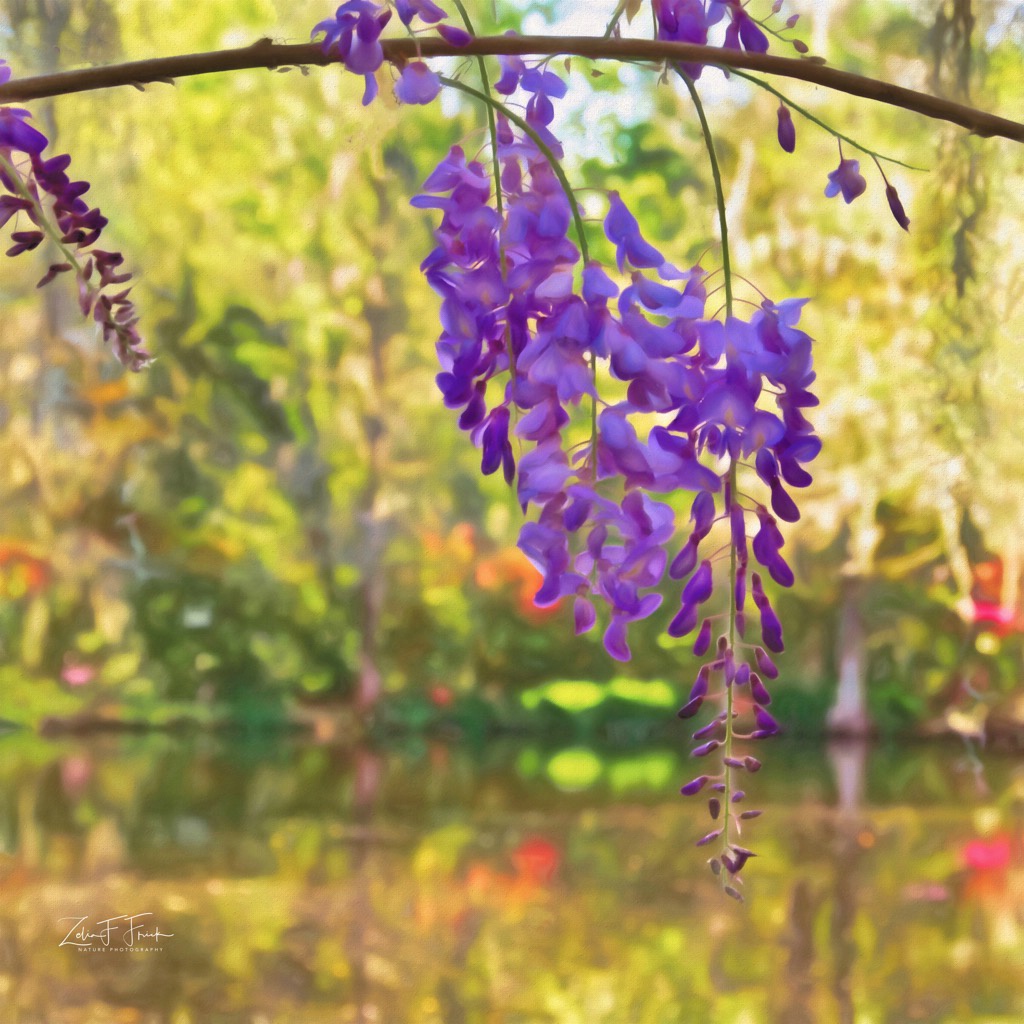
left=0, top=731, right=1022, bottom=1023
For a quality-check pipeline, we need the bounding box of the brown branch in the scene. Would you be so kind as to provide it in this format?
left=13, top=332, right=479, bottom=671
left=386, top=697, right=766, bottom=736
left=0, top=35, right=1020, bottom=144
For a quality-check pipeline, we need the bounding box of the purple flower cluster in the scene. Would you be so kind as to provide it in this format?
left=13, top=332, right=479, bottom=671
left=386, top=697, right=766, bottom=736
left=304, top=0, right=928, bottom=889
left=312, top=0, right=468, bottom=107
left=652, top=0, right=803, bottom=73
left=0, top=60, right=148, bottom=370
left=649, top=1, right=910, bottom=230
left=410, top=53, right=825, bottom=893
left=413, top=55, right=821, bottom=685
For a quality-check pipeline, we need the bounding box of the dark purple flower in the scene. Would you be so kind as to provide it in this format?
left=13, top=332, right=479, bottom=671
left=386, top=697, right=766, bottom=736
left=750, top=672, right=772, bottom=706
left=677, top=695, right=704, bottom=719
left=753, top=706, right=781, bottom=735
left=680, top=775, right=709, bottom=796
left=693, top=618, right=712, bottom=656
left=776, top=104, right=796, bottom=153
left=759, top=599, right=784, bottom=653
left=885, top=183, right=910, bottom=231
left=669, top=538, right=698, bottom=580
left=0, top=107, right=48, bottom=154
left=754, top=646, right=778, bottom=679
left=2, top=70, right=149, bottom=369
left=689, top=665, right=711, bottom=700
left=681, top=559, right=713, bottom=605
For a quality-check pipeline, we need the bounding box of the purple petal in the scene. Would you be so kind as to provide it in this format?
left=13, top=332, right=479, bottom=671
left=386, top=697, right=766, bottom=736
left=574, top=597, right=596, bottom=635
left=437, top=24, right=473, bottom=46
left=395, top=62, right=441, bottom=105
left=603, top=616, right=632, bottom=662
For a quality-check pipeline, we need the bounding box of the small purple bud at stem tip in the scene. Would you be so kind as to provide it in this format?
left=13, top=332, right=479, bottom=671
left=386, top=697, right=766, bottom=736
left=680, top=775, right=708, bottom=796
left=692, top=719, right=722, bottom=741
left=777, top=104, right=796, bottom=154
left=677, top=695, right=703, bottom=719
left=690, top=665, right=711, bottom=701
left=696, top=829, right=722, bottom=847
left=755, top=647, right=779, bottom=679
left=709, top=858, right=721, bottom=876
left=708, top=798, right=721, bottom=820
left=743, top=756, right=762, bottom=773
left=724, top=885, right=744, bottom=902
left=886, top=183, right=910, bottom=231
left=740, top=810, right=763, bottom=819
left=692, top=739, right=721, bottom=758
left=693, top=618, right=712, bottom=657
left=750, top=672, right=772, bottom=706
left=732, top=790, right=745, bottom=803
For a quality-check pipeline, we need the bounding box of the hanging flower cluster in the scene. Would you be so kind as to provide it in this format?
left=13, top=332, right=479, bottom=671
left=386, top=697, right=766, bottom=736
left=305, top=1, right=835, bottom=895
left=302, top=0, right=874, bottom=895
left=0, top=60, right=149, bottom=370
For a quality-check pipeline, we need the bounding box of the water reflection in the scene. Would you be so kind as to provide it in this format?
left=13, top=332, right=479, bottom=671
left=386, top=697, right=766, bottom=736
left=0, top=731, right=1021, bottom=1022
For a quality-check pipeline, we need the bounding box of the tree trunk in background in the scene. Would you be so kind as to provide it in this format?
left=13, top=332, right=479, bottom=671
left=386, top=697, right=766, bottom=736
left=826, top=577, right=873, bottom=737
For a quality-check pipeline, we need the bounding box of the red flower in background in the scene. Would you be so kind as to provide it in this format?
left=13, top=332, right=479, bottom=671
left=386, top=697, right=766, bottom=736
left=429, top=685, right=454, bottom=708
left=961, top=832, right=1017, bottom=902
left=512, top=836, right=561, bottom=885
left=964, top=558, right=1024, bottom=635
left=475, top=548, right=562, bottom=622
left=962, top=834, right=1012, bottom=872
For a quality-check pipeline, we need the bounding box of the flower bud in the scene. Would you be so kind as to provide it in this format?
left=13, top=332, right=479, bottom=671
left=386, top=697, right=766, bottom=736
left=693, top=618, right=712, bottom=657
left=776, top=104, right=796, bottom=154
left=692, top=739, right=721, bottom=758
left=680, top=775, right=709, bottom=796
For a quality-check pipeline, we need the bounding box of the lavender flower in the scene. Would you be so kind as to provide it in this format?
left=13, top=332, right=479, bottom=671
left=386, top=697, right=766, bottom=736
left=395, top=61, right=441, bottom=104
left=825, top=156, right=867, bottom=204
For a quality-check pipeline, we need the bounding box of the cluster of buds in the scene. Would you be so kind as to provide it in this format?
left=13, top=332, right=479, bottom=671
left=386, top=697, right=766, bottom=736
left=0, top=60, right=149, bottom=369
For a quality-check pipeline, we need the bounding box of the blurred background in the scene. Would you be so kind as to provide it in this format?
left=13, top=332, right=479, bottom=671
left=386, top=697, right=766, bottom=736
left=0, top=0, right=1022, bottom=1020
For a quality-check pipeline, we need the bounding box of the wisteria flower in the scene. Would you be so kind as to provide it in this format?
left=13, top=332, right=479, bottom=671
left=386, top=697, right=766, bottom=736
left=825, top=156, right=867, bottom=204
left=395, top=61, right=441, bottom=105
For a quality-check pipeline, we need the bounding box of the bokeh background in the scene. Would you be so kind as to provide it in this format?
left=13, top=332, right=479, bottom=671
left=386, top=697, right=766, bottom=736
left=0, top=0, right=1022, bottom=1020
